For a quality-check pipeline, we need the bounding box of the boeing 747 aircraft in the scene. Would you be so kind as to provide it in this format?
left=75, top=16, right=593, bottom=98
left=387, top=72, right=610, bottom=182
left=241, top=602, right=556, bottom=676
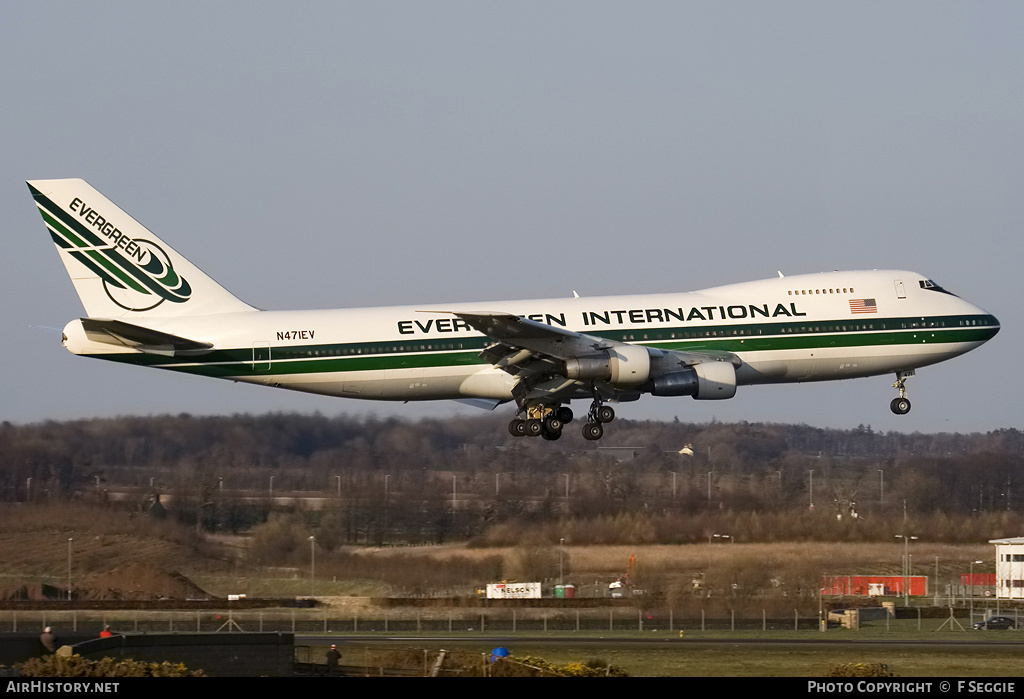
left=30, top=179, right=1000, bottom=441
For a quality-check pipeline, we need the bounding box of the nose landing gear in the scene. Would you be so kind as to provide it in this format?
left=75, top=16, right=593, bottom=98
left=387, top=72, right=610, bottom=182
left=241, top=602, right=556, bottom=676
left=890, top=370, right=914, bottom=415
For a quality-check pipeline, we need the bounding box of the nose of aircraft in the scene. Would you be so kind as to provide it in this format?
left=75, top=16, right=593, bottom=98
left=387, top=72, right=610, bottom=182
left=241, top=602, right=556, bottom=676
left=970, top=303, right=1000, bottom=342
left=944, top=285, right=1000, bottom=345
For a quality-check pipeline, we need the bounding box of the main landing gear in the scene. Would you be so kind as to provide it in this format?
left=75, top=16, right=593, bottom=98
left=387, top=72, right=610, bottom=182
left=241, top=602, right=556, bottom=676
left=581, top=400, right=615, bottom=441
left=508, top=399, right=617, bottom=441
left=890, top=370, right=915, bottom=415
left=508, top=405, right=574, bottom=441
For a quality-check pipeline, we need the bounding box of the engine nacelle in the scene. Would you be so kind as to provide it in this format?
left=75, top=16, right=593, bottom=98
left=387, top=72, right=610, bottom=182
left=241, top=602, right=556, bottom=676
left=692, top=361, right=737, bottom=400
left=565, top=345, right=651, bottom=386
left=564, top=354, right=611, bottom=381
left=649, top=362, right=737, bottom=400
left=650, top=369, right=699, bottom=397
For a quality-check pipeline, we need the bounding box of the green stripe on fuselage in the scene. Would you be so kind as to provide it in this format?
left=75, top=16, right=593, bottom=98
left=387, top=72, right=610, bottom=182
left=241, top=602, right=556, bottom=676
left=79, top=314, right=999, bottom=380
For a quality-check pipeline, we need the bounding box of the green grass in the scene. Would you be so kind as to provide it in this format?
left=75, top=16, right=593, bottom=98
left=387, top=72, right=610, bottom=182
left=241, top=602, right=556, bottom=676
left=519, top=644, right=1024, bottom=677
left=317, top=636, right=1024, bottom=677
left=304, top=618, right=1024, bottom=676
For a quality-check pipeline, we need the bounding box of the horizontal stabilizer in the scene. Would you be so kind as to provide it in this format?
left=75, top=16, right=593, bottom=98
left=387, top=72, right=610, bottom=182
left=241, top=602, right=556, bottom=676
left=79, top=318, right=213, bottom=357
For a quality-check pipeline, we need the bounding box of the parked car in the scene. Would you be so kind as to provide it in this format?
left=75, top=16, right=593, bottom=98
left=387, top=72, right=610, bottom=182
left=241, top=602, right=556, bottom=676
left=972, top=616, right=1016, bottom=630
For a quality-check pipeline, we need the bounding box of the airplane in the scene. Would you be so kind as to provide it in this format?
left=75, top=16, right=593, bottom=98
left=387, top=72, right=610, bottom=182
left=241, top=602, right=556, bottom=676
left=29, top=178, right=1000, bottom=441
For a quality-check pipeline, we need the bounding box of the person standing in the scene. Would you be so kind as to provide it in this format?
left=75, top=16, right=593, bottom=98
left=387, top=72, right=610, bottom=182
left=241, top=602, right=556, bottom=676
left=323, top=644, right=342, bottom=676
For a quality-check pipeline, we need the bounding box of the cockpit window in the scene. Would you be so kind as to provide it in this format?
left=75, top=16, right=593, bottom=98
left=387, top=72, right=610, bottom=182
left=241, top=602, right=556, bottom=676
left=920, top=279, right=957, bottom=296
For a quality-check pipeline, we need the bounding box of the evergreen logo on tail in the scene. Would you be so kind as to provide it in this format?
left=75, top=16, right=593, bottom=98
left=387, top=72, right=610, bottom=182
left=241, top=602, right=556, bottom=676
left=31, top=185, right=192, bottom=312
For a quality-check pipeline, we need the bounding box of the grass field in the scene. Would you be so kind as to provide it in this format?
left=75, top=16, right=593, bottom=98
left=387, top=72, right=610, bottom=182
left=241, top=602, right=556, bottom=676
left=188, top=540, right=998, bottom=603
left=311, top=630, right=1024, bottom=677
left=523, top=644, right=1024, bottom=677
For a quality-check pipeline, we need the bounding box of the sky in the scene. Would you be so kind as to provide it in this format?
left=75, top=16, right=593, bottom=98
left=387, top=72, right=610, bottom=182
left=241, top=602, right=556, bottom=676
left=1, top=2, right=1020, bottom=436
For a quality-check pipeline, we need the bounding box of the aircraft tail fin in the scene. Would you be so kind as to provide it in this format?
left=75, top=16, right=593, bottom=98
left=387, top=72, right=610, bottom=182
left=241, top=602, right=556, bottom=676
left=28, top=178, right=256, bottom=318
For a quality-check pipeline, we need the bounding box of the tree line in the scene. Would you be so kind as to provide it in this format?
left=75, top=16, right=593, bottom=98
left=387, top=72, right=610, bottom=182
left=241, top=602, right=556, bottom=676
left=1, top=413, right=1022, bottom=545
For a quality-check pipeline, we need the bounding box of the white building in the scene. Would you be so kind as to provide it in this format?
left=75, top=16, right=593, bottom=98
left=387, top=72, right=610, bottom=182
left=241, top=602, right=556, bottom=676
left=989, top=538, right=1024, bottom=599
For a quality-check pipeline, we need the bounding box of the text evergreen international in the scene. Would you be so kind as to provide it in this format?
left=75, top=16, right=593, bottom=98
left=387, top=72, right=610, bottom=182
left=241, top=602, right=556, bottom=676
left=396, top=303, right=808, bottom=335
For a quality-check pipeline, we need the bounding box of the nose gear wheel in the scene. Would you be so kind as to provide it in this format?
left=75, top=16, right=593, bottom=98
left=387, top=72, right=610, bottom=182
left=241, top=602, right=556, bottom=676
left=890, top=370, right=914, bottom=415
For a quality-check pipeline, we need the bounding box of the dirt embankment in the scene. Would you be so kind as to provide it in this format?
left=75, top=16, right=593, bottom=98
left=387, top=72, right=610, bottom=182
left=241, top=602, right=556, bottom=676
left=0, top=562, right=211, bottom=602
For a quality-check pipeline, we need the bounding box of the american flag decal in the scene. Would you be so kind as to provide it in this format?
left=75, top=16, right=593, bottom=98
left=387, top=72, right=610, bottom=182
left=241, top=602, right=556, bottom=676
left=849, top=298, right=877, bottom=314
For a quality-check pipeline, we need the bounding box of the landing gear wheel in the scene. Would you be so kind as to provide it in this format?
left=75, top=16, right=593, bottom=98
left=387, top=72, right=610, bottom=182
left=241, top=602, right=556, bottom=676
left=595, top=405, right=615, bottom=424
left=890, top=397, right=911, bottom=415
left=525, top=419, right=544, bottom=437
left=556, top=406, right=574, bottom=423
left=544, top=416, right=564, bottom=435
left=890, top=370, right=914, bottom=416
left=582, top=422, right=604, bottom=441
left=508, top=419, right=527, bottom=437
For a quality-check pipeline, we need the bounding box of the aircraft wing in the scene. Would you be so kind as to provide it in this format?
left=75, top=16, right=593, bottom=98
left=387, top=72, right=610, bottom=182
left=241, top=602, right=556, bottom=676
left=79, top=318, right=214, bottom=357
left=452, top=310, right=738, bottom=366
left=449, top=311, right=611, bottom=403
left=452, top=311, right=613, bottom=360
left=450, top=311, right=739, bottom=403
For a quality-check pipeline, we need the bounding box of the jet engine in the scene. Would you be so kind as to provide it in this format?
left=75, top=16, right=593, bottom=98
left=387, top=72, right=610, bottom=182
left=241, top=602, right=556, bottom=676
left=564, top=345, right=651, bottom=385
left=649, top=361, right=737, bottom=400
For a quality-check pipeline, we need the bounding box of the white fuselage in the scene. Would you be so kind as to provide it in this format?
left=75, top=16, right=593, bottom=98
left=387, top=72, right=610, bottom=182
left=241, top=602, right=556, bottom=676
left=62, top=269, right=999, bottom=405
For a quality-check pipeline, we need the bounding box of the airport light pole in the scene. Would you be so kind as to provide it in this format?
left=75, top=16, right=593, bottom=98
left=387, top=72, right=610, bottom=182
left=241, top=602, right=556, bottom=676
left=67, top=538, right=73, bottom=601
left=559, top=538, right=564, bottom=585
left=309, top=535, right=316, bottom=599
left=895, top=534, right=918, bottom=605
left=969, top=559, right=983, bottom=618
left=383, top=474, right=390, bottom=544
